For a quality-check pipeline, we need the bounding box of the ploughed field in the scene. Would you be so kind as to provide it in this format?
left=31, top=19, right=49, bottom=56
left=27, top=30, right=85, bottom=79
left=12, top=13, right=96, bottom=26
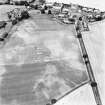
left=0, top=10, right=88, bottom=105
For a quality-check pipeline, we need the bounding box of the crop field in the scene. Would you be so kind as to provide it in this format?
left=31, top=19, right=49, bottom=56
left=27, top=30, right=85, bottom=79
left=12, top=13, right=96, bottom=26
left=0, top=8, right=89, bottom=105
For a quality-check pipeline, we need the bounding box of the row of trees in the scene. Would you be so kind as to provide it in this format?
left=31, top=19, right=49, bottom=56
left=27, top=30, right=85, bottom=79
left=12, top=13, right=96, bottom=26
left=0, top=0, right=46, bottom=5
left=8, top=0, right=45, bottom=4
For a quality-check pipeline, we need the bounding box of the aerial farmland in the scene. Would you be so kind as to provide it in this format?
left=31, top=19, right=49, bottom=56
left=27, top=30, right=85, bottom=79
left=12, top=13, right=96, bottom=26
left=0, top=0, right=105, bottom=105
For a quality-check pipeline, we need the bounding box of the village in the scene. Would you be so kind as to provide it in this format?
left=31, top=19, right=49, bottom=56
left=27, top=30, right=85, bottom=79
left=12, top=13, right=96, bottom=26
left=0, top=0, right=105, bottom=44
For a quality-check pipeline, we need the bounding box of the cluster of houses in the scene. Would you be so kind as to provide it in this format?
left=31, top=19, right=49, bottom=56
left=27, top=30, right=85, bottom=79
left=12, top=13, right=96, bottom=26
left=42, top=2, right=105, bottom=24
left=1, top=0, right=105, bottom=24
left=0, top=0, right=105, bottom=42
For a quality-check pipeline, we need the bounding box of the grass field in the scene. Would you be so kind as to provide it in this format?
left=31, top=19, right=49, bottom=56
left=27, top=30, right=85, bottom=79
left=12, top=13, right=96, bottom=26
left=0, top=9, right=89, bottom=105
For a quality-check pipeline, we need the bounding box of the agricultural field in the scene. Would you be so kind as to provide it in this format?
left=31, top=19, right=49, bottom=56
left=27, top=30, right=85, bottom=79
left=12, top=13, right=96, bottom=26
left=0, top=3, right=105, bottom=105
left=0, top=6, right=89, bottom=105
left=55, top=19, right=105, bottom=105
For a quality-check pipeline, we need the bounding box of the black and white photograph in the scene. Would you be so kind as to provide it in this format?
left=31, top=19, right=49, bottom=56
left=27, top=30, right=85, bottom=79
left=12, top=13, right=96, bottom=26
left=0, top=0, right=105, bottom=105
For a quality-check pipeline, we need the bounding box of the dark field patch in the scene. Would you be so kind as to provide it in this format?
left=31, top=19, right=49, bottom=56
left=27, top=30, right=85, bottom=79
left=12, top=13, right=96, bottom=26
left=0, top=60, right=88, bottom=105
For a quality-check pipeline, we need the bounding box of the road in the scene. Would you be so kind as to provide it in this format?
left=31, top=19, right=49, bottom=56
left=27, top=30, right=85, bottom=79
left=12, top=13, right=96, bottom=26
left=54, top=19, right=105, bottom=105
left=75, top=22, right=102, bottom=105
left=82, top=20, right=105, bottom=105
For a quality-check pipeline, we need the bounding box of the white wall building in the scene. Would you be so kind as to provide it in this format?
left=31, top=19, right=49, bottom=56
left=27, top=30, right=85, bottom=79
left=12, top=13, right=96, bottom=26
left=46, top=0, right=105, bottom=11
